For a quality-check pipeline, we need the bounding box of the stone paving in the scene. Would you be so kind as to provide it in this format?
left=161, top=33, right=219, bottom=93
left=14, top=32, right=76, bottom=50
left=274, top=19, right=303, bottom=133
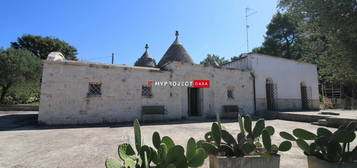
left=0, top=111, right=356, bottom=168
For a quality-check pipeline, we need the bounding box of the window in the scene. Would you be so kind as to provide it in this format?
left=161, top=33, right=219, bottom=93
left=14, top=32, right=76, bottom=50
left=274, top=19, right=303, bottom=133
left=227, top=89, right=234, bottom=99
left=87, top=83, right=102, bottom=97
left=142, top=86, right=152, bottom=97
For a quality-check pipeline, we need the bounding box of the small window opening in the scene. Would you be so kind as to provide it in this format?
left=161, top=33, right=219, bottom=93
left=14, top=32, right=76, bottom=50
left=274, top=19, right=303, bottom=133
left=142, top=86, right=152, bottom=98
left=87, top=83, right=102, bottom=97
left=227, top=89, right=234, bottom=99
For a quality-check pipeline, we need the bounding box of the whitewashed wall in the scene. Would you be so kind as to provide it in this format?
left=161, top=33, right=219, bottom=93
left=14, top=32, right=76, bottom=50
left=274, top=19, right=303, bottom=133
left=249, top=54, right=318, bottom=98
left=224, top=53, right=320, bottom=111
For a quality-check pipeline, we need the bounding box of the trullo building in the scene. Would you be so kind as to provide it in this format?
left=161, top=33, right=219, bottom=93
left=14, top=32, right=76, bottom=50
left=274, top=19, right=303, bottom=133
left=39, top=31, right=319, bottom=125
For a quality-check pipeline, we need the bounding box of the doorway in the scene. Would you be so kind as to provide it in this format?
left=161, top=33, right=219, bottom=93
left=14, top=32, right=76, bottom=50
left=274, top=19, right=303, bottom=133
left=266, top=78, right=277, bottom=111
left=301, top=83, right=309, bottom=110
left=188, top=88, right=200, bottom=116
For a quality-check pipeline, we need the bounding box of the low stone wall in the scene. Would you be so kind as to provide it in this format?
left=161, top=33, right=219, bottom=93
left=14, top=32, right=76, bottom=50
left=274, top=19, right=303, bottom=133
left=0, top=105, right=39, bottom=111
left=326, top=117, right=357, bottom=128
left=278, top=112, right=357, bottom=128
left=278, top=112, right=326, bottom=122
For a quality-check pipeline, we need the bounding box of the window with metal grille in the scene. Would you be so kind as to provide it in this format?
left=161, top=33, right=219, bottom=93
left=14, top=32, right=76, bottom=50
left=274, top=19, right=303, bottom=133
left=142, top=86, right=152, bottom=98
left=227, top=89, right=234, bottom=99
left=87, top=83, right=102, bottom=97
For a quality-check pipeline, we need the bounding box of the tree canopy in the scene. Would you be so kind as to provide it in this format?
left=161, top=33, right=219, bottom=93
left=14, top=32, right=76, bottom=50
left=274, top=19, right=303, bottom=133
left=253, top=1, right=357, bottom=85
left=11, top=34, right=78, bottom=60
left=230, top=56, right=240, bottom=62
left=0, top=34, right=78, bottom=104
left=0, top=48, right=40, bottom=103
left=278, top=0, right=357, bottom=84
left=200, top=54, right=229, bottom=66
left=252, top=12, right=301, bottom=60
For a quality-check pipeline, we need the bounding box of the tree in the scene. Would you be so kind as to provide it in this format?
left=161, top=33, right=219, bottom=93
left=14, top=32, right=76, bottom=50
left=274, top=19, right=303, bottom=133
left=253, top=12, right=301, bottom=59
left=0, top=48, right=40, bottom=104
left=200, top=54, right=228, bottom=66
left=278, top=0, right=357, bottom=84
left=11, top=34, right=78, bottom=60
left=230, top=56, right=240, bottom=62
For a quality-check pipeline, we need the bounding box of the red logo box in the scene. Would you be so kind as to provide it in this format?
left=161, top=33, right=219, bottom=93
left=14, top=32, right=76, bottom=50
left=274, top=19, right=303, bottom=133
left=193, top=80, right=210, bottom=88
left=147, top=80, right=153, bottom=86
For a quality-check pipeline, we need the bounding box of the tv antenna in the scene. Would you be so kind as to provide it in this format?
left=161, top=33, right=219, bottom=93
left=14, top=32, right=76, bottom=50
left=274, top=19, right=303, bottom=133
left=245, top=7, right=257, bottom=52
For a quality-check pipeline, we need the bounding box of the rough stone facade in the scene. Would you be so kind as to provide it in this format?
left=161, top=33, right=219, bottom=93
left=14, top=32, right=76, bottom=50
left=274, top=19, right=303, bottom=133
left=39, top=61, right=254, bottom=125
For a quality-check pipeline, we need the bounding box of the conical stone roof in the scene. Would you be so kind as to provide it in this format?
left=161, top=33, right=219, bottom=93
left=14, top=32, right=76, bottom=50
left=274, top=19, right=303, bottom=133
left=157, top=31, right=194, bottom=67
left=134, top=44, right=156, bottom=67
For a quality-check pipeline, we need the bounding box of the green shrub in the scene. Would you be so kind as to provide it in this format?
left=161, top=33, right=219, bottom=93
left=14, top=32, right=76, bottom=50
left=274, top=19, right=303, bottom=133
left=1, top=81, right=40, bottom=105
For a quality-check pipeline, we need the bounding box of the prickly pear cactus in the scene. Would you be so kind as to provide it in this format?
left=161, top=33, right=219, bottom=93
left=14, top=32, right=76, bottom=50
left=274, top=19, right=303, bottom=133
left=280, top=121, right=357, bottom=163
left=134, top=119, right=142, bottom=153
left=105, top=157, right=124, bottom=168
left=105, top=119, right=208, bottom=168
left=201, top=114, right=291, bottom=158
left=211, top=123, right=222, bottom=146
left=262, top=129, right=272, bottom=153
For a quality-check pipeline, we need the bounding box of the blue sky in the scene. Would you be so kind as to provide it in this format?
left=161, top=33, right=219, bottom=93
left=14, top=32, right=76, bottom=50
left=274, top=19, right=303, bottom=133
left=0, top=0, right=278, bottom=65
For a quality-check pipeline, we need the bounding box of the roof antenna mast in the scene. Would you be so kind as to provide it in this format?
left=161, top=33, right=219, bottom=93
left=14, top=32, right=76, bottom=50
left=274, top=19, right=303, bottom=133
left=245, top=7, right=257, bottom=53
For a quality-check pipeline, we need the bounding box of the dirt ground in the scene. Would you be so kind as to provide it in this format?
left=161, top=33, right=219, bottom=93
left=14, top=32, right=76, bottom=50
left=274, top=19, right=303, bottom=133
left=0, top=111, right=356, bottom=168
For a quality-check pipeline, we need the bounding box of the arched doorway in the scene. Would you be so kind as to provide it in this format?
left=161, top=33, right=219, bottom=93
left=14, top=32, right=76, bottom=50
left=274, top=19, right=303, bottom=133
left=266, top=78, right=277, bottom=111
